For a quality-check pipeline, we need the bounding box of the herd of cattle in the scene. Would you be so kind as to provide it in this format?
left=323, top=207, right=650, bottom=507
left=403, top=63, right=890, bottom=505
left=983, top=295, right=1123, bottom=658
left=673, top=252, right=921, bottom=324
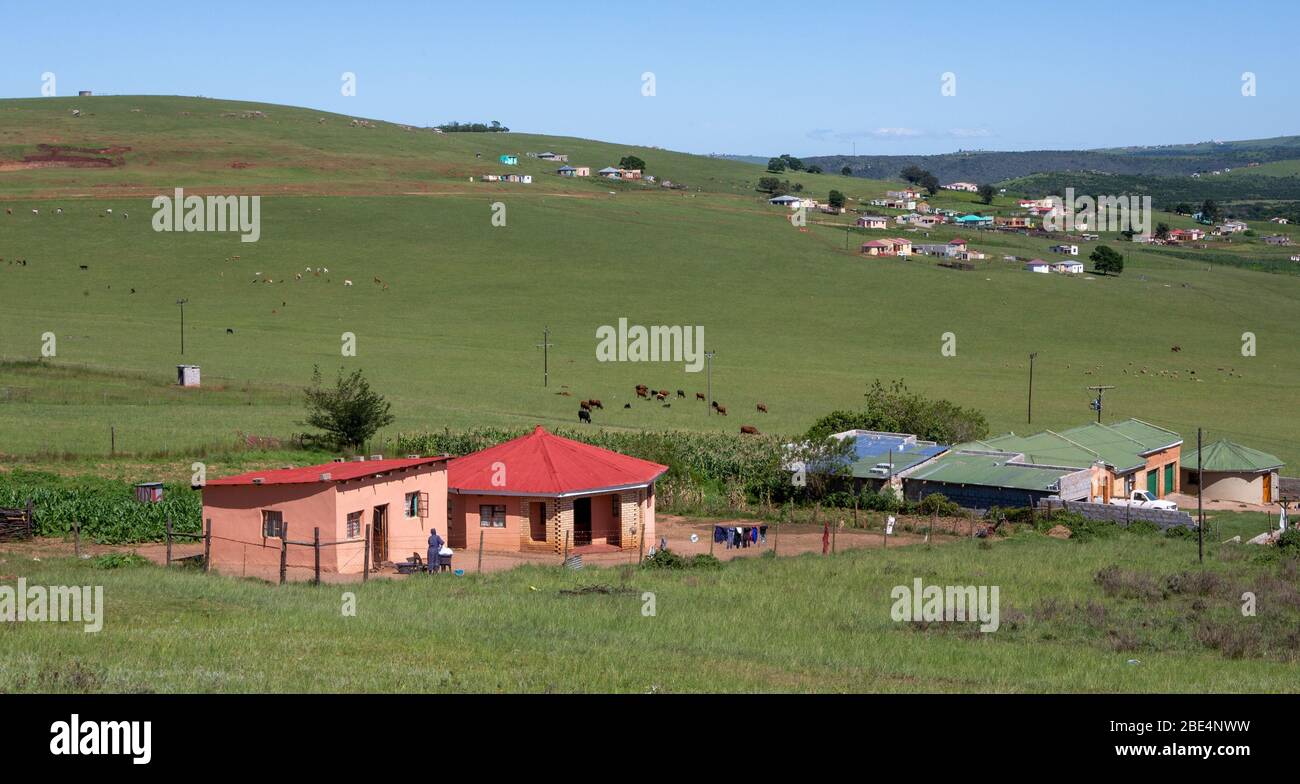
left=567, top=384, right=767, bottom=434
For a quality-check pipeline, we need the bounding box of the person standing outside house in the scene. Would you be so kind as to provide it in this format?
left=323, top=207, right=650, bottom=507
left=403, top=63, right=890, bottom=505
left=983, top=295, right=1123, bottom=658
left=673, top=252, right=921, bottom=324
left=426, top=529, right=444, bottom=574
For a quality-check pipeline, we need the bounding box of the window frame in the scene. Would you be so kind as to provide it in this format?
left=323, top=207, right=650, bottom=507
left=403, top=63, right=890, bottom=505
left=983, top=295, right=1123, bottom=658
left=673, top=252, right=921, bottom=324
left=261, top=509, right=284, bottom=539
left=479, top=504, right=507, bottom=528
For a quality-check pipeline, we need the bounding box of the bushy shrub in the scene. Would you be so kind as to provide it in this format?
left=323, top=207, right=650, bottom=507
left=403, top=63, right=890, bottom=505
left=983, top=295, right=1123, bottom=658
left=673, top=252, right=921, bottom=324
left=91, top=552, right=150, bottom=570
left=1278, top=528, right=1300, bottom=555
left=917, top=493, right=961, bottom=517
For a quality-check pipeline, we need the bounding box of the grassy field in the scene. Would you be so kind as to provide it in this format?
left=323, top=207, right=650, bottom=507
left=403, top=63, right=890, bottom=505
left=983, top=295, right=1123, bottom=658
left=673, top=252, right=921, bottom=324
left=1, top=519, right=1294, bottom=693
left=2, top=95, right=1298, bottom=469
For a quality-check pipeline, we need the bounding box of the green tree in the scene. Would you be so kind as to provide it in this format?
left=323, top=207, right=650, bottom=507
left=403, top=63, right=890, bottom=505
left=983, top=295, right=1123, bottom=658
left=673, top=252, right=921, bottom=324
left=780, top=154, right=804, bottom=171
left=977, top=184, right=996, bottom=204
left=618, top=155, right=647, bottom=171
left=1154, top=222, right=1170, bottom=239
left=302, top=366, right=396, bottom=450
left=757, top=176, right=782, bottom=194
left=1090, top=245, right=1125, bottom=275
left=900, top=165, right=926, bottom=184
left=1199, top=199, right=1220, bottom=222
left=767, top=157, right=786, bottom=172
left=807, top=164, right=823, bottom=174
left=919, top=172, right=940, bottom=196
left=806, top=379, right=989, bottom=444
left=1174, top=203, right=1193, bottom=215
left=828, top=190, right=845, bottom=209
left=840, top=165, right=852, bottom=176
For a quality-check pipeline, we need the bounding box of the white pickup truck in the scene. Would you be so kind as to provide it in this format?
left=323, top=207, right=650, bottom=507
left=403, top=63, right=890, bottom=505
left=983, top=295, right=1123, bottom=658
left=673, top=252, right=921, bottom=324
left=1109, top=490, right=1179, bottom=511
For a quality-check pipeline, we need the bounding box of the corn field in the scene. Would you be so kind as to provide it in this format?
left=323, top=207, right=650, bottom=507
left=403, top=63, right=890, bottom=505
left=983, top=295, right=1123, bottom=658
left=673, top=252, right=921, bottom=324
left=0, top=470, right=201, bottom=544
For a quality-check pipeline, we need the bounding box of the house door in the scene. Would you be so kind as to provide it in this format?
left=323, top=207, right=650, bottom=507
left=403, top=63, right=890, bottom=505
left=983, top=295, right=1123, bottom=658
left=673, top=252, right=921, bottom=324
left=573, top=498, right=592, bottom=546
left=1263, top=475, right=1272, bottom=504
left=1147, top=470, right=1159, bottom=496
left=1164, top=464, right=1175, bottom=496
left=529, top=502, right=547, bottom=543
left=372, top=504, right=389, bottom=564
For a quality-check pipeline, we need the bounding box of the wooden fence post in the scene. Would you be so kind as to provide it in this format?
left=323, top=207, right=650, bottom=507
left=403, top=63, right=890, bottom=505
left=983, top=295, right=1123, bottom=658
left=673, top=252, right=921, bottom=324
left=928, top=512, right=935, bottom=548
left=709, top=526, right=715, bottom=556
left=477, top=528, right=484, bottom=573
left=564, top=530, right=571, bottom=561
left=832, top=520, right=839, bottom=554
left=773, top=519, right=780, bottom=556
left=313, top=527, right=321, bottom=585
left=279, top=524, right=289, bottom=585
left=363, top=524, right=371, bottom=583
left=203, top=519, right=212, bottom=573
left=73, top=520, right=81, bottom=560
left=165, top=516, right=173, bottom=567
left=636, top=524, right=643, bottom=564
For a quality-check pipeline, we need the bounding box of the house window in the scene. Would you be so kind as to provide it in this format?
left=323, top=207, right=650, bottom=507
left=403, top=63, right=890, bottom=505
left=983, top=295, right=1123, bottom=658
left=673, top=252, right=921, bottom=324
left=261, top=510, right=284, bottom=538
left=405, top=492, right=420, bottom=518
left=612, top=494, right=621, bottom=518
left=346, top=511, right=362, bottom=539
left=479, top=504, right=506, bottom=528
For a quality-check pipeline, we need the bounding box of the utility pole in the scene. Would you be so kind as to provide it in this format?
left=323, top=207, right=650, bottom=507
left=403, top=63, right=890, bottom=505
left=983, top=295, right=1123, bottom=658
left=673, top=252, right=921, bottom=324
left=1027, top=352, right=1038, bottom=424
left=535, top=326, right=553, bottom=387
left=176, top=298, right=189, bottom=355
left=1197, top=427, right=1204, bottom=565
left=1087, top=385, right=1114, bottom=424
left=704, top=350, right=716, bottom=415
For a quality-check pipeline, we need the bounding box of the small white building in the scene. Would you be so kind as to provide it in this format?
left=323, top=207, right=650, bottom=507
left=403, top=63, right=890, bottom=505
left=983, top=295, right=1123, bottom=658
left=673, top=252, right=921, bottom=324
left=177, top=365, right=201, bottom=387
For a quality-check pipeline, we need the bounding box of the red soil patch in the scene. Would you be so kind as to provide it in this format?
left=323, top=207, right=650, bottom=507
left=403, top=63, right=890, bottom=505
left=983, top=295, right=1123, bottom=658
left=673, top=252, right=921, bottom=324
left=1, top=143, right=131, bottom=171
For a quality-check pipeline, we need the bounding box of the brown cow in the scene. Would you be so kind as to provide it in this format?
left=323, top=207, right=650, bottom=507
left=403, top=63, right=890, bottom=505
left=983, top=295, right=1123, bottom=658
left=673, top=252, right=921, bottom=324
left=658, top=389, right=670, bottom=399
left=740, top=425, right=759, bottom=435
left=715, top=405, right=728, bottom=416
left=580, top=400, right=591, bottom=411
left=587, top=399, right=603, bottom=410
left=756, top=403, right=768, bottom=413
left=696, top=392, right=706, bottom=402
left=635, top=385, right=649, bottom=398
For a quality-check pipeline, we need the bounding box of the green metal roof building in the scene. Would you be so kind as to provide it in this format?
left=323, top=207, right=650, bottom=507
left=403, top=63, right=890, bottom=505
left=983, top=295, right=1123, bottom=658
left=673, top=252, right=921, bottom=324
left=1181, top=440, right=1284, bottom=505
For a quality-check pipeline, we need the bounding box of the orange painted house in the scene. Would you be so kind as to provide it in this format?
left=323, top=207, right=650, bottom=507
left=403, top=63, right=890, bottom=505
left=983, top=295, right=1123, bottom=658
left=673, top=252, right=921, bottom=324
left=202, top=456, right=449, bottom=576
left=447, top=427, right=668, bottom=554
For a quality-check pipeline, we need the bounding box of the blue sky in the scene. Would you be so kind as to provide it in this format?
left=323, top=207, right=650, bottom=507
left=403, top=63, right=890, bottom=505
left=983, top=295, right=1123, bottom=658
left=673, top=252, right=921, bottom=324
left=2, top=0, right=1296, bottom=157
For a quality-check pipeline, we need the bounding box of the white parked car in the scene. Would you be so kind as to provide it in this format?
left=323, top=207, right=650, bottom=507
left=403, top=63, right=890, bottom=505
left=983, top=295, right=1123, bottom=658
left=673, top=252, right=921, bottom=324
left=1109, top=490, right=1178, bottom=511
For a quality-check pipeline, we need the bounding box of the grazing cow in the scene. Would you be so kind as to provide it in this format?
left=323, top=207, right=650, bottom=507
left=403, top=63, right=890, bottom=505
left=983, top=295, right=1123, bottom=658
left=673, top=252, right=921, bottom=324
left=1170, top=345, right=1181, bottom=352
left=676, top=390, right=685, bottom=398
left=56, top=208, right=63, bottom=214
left=579, top=400, right=592, bottom=411
left=658, top=389, right=670, bottom=400
left=588, top=399, right=603, bottom=410
left=654, top=391, right=667, bottom=402
left=32, top=209, right=39, bottom=215
left=344, top=280, right=353, bottom=286
left=556, top=390, right=572, bottom=397
left=756, top=403, right=768, bottom=413
left=696, top=392, right=706, bottom=402
left=715, top=405, right=728, bottom=416
left=740, top=425, right=759, bottom=435
left=4, top=209, right=10, bottom=215
left=623, top=403, right=631, bottom=409
left=662, top=403, right=671, bottom=408
left=226, top=328, right=235, bottom=334
left=578, top=409, right=591, bottom=423
left=79, top=265, right=88, bottom=271
left=636, top=385, right=649, bottom=399
left=373, top=276, right=382, bottom=284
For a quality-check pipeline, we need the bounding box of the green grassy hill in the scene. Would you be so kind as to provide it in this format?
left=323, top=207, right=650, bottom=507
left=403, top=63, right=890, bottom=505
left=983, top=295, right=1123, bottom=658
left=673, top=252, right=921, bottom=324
left=2, top=96, right=1298, bottom=469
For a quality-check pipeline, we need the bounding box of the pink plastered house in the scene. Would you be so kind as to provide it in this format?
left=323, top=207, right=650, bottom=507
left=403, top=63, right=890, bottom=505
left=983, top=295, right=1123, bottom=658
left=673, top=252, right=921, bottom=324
left=202, top=456, right=449, bottom=577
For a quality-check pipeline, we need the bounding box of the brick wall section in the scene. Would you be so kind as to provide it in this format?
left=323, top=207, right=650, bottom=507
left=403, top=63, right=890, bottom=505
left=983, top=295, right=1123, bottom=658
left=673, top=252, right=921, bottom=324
left=1039, top=499, right=1196, bottom=529
left=620, top=490, right=643, bottom=550
left=555, top=497, right=574, bottom=554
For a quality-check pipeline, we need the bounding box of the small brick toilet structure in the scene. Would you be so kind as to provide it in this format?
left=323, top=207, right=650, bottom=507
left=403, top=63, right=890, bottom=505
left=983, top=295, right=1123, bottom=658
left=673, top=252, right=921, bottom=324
left=447, top=426, right=668, bottom=555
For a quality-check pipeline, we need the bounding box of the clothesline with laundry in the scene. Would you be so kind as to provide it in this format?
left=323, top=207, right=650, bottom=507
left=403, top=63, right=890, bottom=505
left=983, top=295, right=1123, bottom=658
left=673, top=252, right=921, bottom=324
left=713, top=523, right=768, bottom=549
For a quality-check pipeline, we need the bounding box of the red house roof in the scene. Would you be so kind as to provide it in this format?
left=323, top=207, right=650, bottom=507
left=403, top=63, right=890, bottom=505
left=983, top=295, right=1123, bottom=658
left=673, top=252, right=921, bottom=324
left=207, top=456, right=448, bottom=487
left=448, top=426, right=668, bottom=497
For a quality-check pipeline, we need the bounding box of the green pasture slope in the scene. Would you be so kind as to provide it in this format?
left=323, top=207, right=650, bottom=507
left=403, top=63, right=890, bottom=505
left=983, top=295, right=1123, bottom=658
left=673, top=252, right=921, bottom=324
left=1, top=521, right=1295, bottom=693
left=1, top=96, right=1298, bottom=468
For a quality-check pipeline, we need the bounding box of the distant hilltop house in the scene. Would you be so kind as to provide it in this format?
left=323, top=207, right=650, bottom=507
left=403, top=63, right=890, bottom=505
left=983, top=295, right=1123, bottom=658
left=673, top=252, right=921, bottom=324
left=897, top=213, right=944, bottom=227
left=556, top=165, right=591, bottom=177
left=1018, top=197, right=1055, bottom=210
left=499, top=154, right=518, bottom=166
left=1050, top=243, right=1079, bottom=255
left=995, top=215, right=1033, bottom=229
left=886, top=189, right=921, bottom=200
left=1262, top=234, right=1293, bottom=246
left=1024, top=259, right=1051, bottom=273
left=598, top=166, right=643, bottom=180
left=1216, top=220, right=1248, bottom=234
left=856, top=214, right=890, bottom=230
left=1167, top=228, right=1205, bottom=242
left=915, top=238, right=975, bottom=259
left=941, top=182, right=979, bottom=192
left=536, top=151, right=569, bottom=163
left=481, top=173, right=532, bottom=183
left=861, top=237, right=913, bottom=257
left=954, top=214, right=994, bottom=227
left=1269, top=216, right=1290, bottom=224
left=768, top=194, right=818, bottom=210
left=1052, top=260, right=1084, bottom=274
